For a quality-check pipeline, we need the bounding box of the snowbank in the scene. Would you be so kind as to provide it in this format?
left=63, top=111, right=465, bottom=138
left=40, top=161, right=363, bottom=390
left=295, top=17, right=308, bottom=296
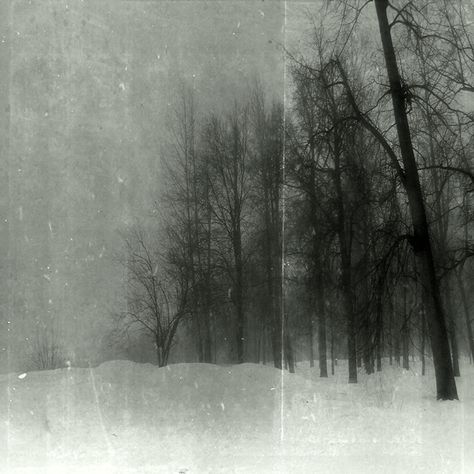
left=1, top=360, right=472, bottom=473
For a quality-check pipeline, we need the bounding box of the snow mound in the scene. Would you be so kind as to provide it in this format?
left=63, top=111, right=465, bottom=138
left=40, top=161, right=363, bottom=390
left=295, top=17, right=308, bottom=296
left=1, top=360, right=473, bottom=473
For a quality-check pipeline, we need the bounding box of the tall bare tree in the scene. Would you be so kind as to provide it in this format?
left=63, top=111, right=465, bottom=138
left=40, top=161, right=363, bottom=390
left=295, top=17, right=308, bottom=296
left=251, top=86, right=287, bottom=369
left=202, top=105, right=251, bottom=363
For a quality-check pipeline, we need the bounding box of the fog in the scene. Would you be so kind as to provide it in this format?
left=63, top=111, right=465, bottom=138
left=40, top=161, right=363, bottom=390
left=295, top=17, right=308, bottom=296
left=0, top=0, right=284, bottom=372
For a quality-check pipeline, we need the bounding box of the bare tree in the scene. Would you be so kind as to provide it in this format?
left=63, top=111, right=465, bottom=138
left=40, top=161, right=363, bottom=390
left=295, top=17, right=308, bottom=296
left=29, top=325, right=66, bottom=371
left=286, top=66, right=331, bottom=378
left=202, top=105, right=252, bottom=364
left=162, top=84, right=214, bottom=363
left=116, top=227, right=190, bottom=367
left=288, top=53, right=380, bottom=383
left=293, top=0, right=467, bottom=398
left=251, top=85, right=287, bottom=369
left=368, top=0, right=460, bottom=399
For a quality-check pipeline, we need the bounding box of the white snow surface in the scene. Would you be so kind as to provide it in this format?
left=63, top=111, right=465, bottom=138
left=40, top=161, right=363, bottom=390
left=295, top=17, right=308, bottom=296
left=0, top=359, right=473, bottom=473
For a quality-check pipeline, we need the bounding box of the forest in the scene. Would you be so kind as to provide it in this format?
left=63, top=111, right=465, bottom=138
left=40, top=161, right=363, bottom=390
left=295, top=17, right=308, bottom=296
left=105, top=0, right=474, bottom=402
left=1, top=1, right=473, bottom=472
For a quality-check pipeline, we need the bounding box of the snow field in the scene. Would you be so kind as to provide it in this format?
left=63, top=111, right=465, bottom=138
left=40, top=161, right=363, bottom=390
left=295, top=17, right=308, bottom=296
left=0, top=359, right=472, bottom=473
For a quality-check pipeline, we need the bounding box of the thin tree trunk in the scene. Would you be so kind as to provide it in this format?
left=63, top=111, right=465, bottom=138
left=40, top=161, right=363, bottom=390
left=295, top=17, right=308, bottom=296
left=376, top=302, right=382, bottom=372
left=361, top=255, right=373, bottom=375
left=402, top=327, right=409, bottom=370
left=232, top=193, right=245, bottom=364
left=317, top=284, right=328, bottom=377
left=345, top=276, right=357, bottom=383
left=389, top=296, right=393, bottom=365
left=263, top=170, right=280, bottom=368
left=181, top=91, right=203, bottom=363
left=421, top=308, right=426, bottom=376
left=331, top=325, right=335, bottom=376
left=256, top=321, right=261, bottom=364
left=308, top=311, right=314, bottom=368
left=285, top=328, right=295, bottom=374
left=394, top=302, right=401, bottom=366
left=271, top=252, right=284, bottom=369
left=376, top=339, right=382, bottom=372
left=448, top=317, right=460, bottom=376
left=457, top=272, right=474, bottom=363
left=402, top=285, right=409, bottom=370
left=363, top=318, right=373, bottom=374
left=156, top=336, right=164, bottom=368
left=202, top=163, right=213, bottom=363
left=445, top=282, right=460, bottom=377
left=333, top=145, right=357, bottom=383
left=234, top=263, right=245, bottom=364
left=342, top=265, right=357, bottom=383
left=308, top=136, right=325, bottom=375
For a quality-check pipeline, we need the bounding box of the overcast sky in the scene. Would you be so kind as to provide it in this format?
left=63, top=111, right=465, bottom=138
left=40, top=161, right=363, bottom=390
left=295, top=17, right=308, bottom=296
left=0, top=0, right=288, bottom=370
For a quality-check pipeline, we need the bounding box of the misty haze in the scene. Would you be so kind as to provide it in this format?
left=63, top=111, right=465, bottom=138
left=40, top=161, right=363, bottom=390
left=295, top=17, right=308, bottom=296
left=0, top=1, right=473, bottom=473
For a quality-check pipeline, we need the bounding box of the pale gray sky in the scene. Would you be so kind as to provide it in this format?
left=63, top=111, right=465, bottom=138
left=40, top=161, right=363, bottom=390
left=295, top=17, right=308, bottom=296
left=0, top=0, right=287, bottom=371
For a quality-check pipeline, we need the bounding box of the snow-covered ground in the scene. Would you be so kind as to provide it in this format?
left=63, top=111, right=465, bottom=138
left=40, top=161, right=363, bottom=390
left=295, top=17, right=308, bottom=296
left=1, top=359, right=472, bottom=473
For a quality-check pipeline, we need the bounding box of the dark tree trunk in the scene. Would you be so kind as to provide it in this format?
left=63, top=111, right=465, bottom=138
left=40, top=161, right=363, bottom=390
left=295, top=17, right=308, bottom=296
left=234, top=268, right=245, bottom=364
left=445, top=284, right=460, bottom=377
left=271, top=254, right=284, bottom=369
left=156, top=336, right=166, bottom=368
left=202, top=169, right=213, bottom=363
left=317, top=285, right=328, bottom=377
left=342, top=261, right=357, bottom=383
left=361, top=257, right=373, bottom=375
left=402, top=286, right=409, bottom=370
left=202, top=313, right=212, bottom=363
left=375, top=296, right=383, bottom=372
left=448, top=317, right=460, bottom=377
left=457, top=272, right=474, bottom=363
left=363, top=318, right=373, bottom=374
left=394, top=322, right=401, bottom=366
left=374, top=0, right=457, bottom=399
left=308, top=135, right=327, bottom=376
left=255, top=97, right=283, bottom=371
left=333, top=148, right=357, bottom=383
left=271, top=325, right=283, bottom=369
left=285, top=329, right=295, bottom=374
left=233, top=177, right=245, bottom=363
left=343, top=270, right=357, bottom=383
left=376, top=308, right=382, bottom=372
left=271, top=265, right=283, bottom=370
left=421, top=308, right=426, bottom=376
left=184, top=97, right=204, bottom=364
left=261, top=324, right=267, bottom=365
left=345, top=290, right=357, bottom=383
left=376, top=342, right=382, bottom=372
left=389, top=297, right=393, bottom=365
left=330, top=313, right=335, bottom=375
left=402, top=326, right=409, bottom=371
left=263, top=176, right=281, bottom=369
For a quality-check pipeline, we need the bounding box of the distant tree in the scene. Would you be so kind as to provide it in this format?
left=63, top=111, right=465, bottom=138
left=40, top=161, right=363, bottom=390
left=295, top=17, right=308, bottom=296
left=288, top=52, right=383, bottom=383
left=250, top=85, right=288, bottom=369
left=29, top=326, right=66, bottom=371
left=286, top=65, right=332, bottom=377
left=201, top=105, right=252, bottom=363
left=116, top=227, right=190, bottom=367
left=162, top=84, right=214, bottom=363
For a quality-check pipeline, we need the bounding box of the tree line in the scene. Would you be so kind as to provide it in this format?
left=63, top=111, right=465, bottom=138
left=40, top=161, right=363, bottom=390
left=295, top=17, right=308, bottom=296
left=114, top=0, right=473, bottom=400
